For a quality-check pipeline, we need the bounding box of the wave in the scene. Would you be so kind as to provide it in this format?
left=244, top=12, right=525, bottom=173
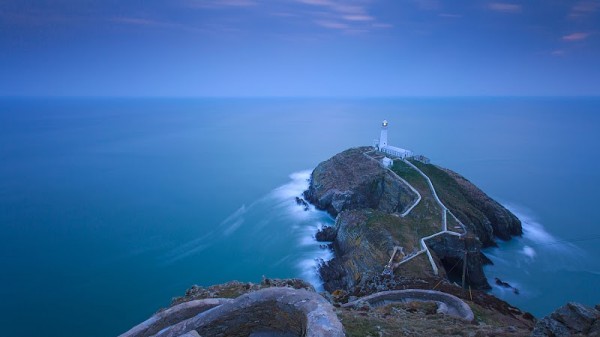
left=503, top=203, right=586, bottom=262
left=159, top=169, right=334, bottom=293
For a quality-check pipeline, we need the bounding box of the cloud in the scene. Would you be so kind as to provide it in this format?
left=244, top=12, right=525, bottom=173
left=569, top=1, right=600, bottom=19
left=562, top=32, right=590, bottom=41
left=488, top=2, right=522, bottom=13
left=315, top=20, right=349, bottom=30
left=110, top=16, right=209, bottom=34
left=184, top=0, right=257, bottom=9
left=343, top=14, right=374, bottom=21
left=372, top=23, right=393, bottom=28
left=438, top=13, right=462, bottom=18
left=111, top=17, right=160, bottom=26
left=551, top=50, right=566, bottom=56
left=295, top=0, right=379, bottom=33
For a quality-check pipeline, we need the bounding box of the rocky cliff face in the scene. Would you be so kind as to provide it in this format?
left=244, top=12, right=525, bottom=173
left=319, top=209, right=417, bottom=292
left=441, top=167, right=522, bottom=245
left=304, top=147, right=418, bottom=217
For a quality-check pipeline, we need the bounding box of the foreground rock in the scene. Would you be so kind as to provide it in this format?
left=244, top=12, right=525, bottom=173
left=120, top=279, right=343, bottom=337
left=122, top=278, right=536, bottom=337
left=531, top=302, right=600, bottom=337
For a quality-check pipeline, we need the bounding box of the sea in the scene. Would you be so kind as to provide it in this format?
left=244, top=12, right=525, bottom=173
left=1, top=97, right=599, bottom=337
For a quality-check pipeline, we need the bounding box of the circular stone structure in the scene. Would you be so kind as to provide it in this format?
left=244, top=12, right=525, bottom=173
left=119, top=298, right=233, bottom=337
left=121, top=287, right=345, bottom=337
left=342, top=289, right=474, bottom=321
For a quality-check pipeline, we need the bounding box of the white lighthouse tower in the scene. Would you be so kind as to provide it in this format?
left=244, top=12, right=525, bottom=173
left=379, top=119, right=388, bottom=150
left=376, top=119, right=413, bottom=159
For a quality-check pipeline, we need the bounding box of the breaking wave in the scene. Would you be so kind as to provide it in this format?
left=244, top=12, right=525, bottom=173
left=159, top=170, right=334, bottom=291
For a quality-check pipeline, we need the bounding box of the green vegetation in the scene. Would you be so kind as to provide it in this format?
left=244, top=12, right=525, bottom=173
left=389, top=159, right=443, bottom=240
left=391, top=160, right=429, bottom=194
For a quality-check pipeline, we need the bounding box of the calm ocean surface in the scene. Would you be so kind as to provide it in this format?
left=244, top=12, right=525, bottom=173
left=1, top=97, right=599, bottom=337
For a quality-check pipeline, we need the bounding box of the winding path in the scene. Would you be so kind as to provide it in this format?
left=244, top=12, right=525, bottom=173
left=399, top=158, right=467, bottom=275
left=363, top=149, right=468, bottom=276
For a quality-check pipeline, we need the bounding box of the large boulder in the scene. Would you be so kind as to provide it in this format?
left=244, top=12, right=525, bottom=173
left=531, top=302, right=600, bottom=337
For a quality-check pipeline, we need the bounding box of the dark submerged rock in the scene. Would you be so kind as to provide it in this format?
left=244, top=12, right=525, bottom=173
left=316, top=226, right=337, bottom=242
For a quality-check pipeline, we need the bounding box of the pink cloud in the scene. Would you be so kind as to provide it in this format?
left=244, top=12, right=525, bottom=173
left=488, top=3, right=522, bottom=13
left=343, top=14, right=374, bottom=21
left=562, top=32, right=590, bottom=41
left=551, top=50, right=566, bottom=56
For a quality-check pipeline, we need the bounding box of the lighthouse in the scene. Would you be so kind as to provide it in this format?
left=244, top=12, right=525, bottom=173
left=376, top=119, right=413, bottom=159
left=379, top=120, right=388, bottom=150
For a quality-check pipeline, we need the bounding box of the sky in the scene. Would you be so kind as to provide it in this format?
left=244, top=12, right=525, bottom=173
left=1, top=0, right=599, bottom=97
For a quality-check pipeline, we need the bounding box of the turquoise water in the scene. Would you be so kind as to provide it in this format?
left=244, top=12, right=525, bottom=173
left=1, top=97, right=599, bottom=336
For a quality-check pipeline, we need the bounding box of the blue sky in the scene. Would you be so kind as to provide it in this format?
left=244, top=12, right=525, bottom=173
left=1, top=0, right=599, bottom=96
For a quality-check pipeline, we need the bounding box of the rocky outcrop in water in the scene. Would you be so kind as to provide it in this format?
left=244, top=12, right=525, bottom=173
left=308, top=147, right=522, bottom=294
left=304, top=147, right=418, bottom=217
left=316, top=226, right=337, bottom=242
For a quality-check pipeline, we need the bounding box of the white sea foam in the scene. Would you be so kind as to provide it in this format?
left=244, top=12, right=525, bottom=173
left=522, top=245, right=536, bottom=259
left=298, top=249, right=334, bottom=292
left=504, top=203, right=584, bottom=257
left=272, top=170, right=311, bottom=200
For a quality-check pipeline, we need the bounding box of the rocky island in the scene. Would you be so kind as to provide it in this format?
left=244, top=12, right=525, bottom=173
left=305, top=146, right=521, bottom=293
left=121, top=145, right=600, bottom=337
